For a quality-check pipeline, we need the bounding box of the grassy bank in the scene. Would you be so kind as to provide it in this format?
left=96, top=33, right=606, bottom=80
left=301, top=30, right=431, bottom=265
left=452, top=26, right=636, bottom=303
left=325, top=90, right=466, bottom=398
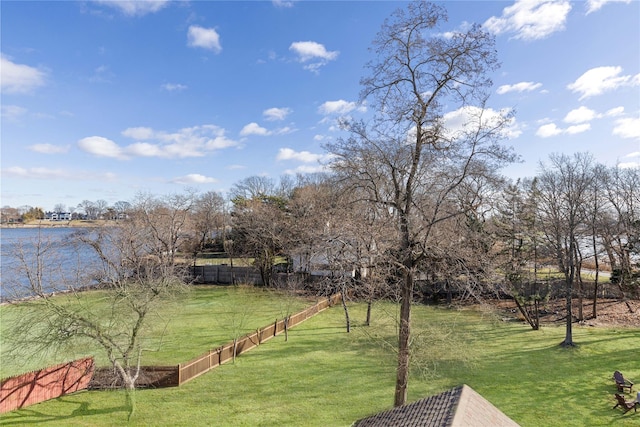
left=1, top=290, right=638, bottom=426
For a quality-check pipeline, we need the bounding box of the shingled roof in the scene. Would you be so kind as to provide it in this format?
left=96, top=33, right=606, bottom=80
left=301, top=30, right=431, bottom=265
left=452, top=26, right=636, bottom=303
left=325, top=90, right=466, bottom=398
left=352, top=384, right=520, bottom=427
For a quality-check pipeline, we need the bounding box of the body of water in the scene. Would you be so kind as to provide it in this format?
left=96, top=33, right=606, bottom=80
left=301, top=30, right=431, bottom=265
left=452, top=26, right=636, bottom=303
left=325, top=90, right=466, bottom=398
left=0, top=227, right=96, bottom=301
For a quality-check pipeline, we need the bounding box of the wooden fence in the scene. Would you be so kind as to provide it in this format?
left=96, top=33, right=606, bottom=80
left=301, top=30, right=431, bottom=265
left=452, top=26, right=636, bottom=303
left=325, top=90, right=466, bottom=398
left=176, top=293, right=342, bottom=385
left=0, top=357, right=94, bottom=413
left=90, top=293, right=342, bottom=390
left=190, top=265, right=264, bottom=285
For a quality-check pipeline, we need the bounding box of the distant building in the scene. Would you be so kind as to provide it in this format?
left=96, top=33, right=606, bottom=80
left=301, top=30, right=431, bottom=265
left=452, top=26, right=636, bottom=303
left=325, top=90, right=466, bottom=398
left=45, top=211, right=72, bottom=221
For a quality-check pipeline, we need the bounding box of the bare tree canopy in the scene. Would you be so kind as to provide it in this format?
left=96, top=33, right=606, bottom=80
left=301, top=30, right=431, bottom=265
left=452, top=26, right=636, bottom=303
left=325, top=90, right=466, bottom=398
left=229, top=176, right=276, bottom=202
left=326, top=1, right=516, bottom=406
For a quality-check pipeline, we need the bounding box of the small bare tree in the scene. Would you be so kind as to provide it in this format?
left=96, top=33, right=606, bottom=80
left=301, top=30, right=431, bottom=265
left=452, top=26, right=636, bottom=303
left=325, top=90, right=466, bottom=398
left=3, top=220, right=188, bottom=419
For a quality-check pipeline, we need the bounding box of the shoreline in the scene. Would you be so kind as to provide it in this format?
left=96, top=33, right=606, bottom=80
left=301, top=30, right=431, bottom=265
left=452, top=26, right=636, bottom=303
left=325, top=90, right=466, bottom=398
left=1, top=220, right=111, bottom=229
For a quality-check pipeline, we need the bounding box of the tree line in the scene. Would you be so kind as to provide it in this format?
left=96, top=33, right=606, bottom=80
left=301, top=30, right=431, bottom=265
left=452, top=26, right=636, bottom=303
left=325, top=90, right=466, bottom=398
left=1, top=199, right=133, bottom=223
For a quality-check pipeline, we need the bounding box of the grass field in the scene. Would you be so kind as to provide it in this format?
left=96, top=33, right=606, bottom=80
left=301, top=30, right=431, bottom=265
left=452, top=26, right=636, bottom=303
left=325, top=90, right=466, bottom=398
left=0, top=286, right=315, bottom=377
left=1, top=288, right=638, bottom=426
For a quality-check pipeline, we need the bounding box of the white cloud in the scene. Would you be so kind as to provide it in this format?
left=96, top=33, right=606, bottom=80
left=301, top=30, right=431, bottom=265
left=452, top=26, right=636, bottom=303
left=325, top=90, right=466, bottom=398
left=483, top=0, right=572, bottom=40
left=606, top=106, right=625, bottom=117
left=565, top=123, right=591, bottom=134
left=78, top=136, right=127, bottom=159
left=263, top=107, right=291, bottom=121
left=2, top=166, right=116, bottom=181
left=122, top=127, right=155, bottom=140
left=283, top=164, right=329, bottom=175
left=536, top=123, right=563, bottom=138
left=28, top=143, right=70, bottom=154
left=618, top=161, right=640, bottom=169
left=618, top=152, right=640, bottom=169
left=290, top=41, right=338, bottom=62
left=171, top=174, right=218, bottom=184
left=188, top=26, right=222, bottom=53
left=442, top=106, right=521, bottom=140
left=240, top=122, right=270, bottom=136
left=613, top=117, right=640, bottom=139
left=227, top=164, right=246, bottom=170
left=318, top=100, right=364, bottom=115
left=153, top=125, right=238, bottom=155
left=561, top=105, right=626, bottom=128
left=586, top=0, right=631, bottom=14
left=239, top=122, right=294, bottom=137
left=536, top=121, right=590, bottom=137
left=162, top=83, right=187, bottom=92
left=3, top=166, right=65, bottom=179
left=567, top=66, right=640, bottom=100
left=277, top=148, right=335, bottom=176
left=1, top=55, right=46, bottom=94
left=276, top=148, right=328, bottom=163
left=272, top=0, right=295, bottom=8
left=496, top=81, right=542, bottom=94
left=94, top=0, right=170, bottom=16
left=563, top=106, right=597, bottom=124
left=126, top=142, right=164, bottom=157
left=289, top=41, right=338, bottom=72
left=1, top=105, right=28, bottom=121
left=274, top=126, right=295, bottom=135
left=79, top=125, right=238, bottom=159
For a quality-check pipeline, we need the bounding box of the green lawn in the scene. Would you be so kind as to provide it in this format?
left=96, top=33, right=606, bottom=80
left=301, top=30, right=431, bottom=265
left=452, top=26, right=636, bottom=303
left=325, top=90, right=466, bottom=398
left=0, top=286, right=315, bottom=377
left=1, top=290, right=638, bottom=426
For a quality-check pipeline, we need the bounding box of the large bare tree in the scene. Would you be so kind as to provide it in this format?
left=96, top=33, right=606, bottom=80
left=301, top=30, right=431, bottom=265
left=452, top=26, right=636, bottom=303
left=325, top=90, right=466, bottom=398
left=231, top=193, right=287, bottom=287
left=130, top=191, right=195, bottom=266
left=536, top=152, right=594, bottom=346
left=326, top=1, right=515, bottom=406
left=191, top=190, right=226, bottom=254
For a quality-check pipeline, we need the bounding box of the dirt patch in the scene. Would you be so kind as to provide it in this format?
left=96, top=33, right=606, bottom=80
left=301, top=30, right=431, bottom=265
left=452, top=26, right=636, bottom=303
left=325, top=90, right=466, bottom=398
left=89, top=366, right=179, bottom=390
left=492, top=298, right=639, bottom=328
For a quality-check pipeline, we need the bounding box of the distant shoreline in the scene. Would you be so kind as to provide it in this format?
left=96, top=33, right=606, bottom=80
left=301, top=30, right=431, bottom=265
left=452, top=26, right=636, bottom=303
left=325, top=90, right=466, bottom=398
left=1, top=220, right=111, bottom=229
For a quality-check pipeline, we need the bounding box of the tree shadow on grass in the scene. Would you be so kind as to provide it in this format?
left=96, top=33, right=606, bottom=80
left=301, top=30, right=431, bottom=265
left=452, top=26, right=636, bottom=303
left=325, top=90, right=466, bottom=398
left=0, top=396, right=129, bottom=426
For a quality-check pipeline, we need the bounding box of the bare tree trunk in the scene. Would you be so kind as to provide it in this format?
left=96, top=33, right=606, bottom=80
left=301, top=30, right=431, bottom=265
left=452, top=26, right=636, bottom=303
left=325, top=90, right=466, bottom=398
left=561, top=288, right=574, bottom=347
left=341, top=290, right=351, bottom=333
left=592, top=234, right=599, bottom=318
left=513, top=296, right=538, bottom=330
left=284, top=316, right=289, bottom=342
left=575, top=245, right=584, bottom=322
left=561, top=238, right=576, bottom=347
left=394, top=270, right=412, bottom=407
left=366, top=300, right=372, bottom=326
left=114, top=361, right=137, bottom=421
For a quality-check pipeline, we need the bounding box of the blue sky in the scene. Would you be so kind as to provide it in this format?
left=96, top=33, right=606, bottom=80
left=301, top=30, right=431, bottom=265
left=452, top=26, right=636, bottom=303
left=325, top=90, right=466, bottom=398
left=2, top=0, right=639, bottom=212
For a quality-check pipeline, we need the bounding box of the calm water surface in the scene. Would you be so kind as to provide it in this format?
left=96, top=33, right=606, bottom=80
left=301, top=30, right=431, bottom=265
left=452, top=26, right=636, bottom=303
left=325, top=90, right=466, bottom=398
left=0, top=227, right=96, bottom=300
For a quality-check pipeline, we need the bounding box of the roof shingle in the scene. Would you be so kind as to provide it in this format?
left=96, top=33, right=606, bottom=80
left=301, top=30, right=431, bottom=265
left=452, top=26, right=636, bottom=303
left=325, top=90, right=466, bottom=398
left=353, top=384, right=520, bottom=427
